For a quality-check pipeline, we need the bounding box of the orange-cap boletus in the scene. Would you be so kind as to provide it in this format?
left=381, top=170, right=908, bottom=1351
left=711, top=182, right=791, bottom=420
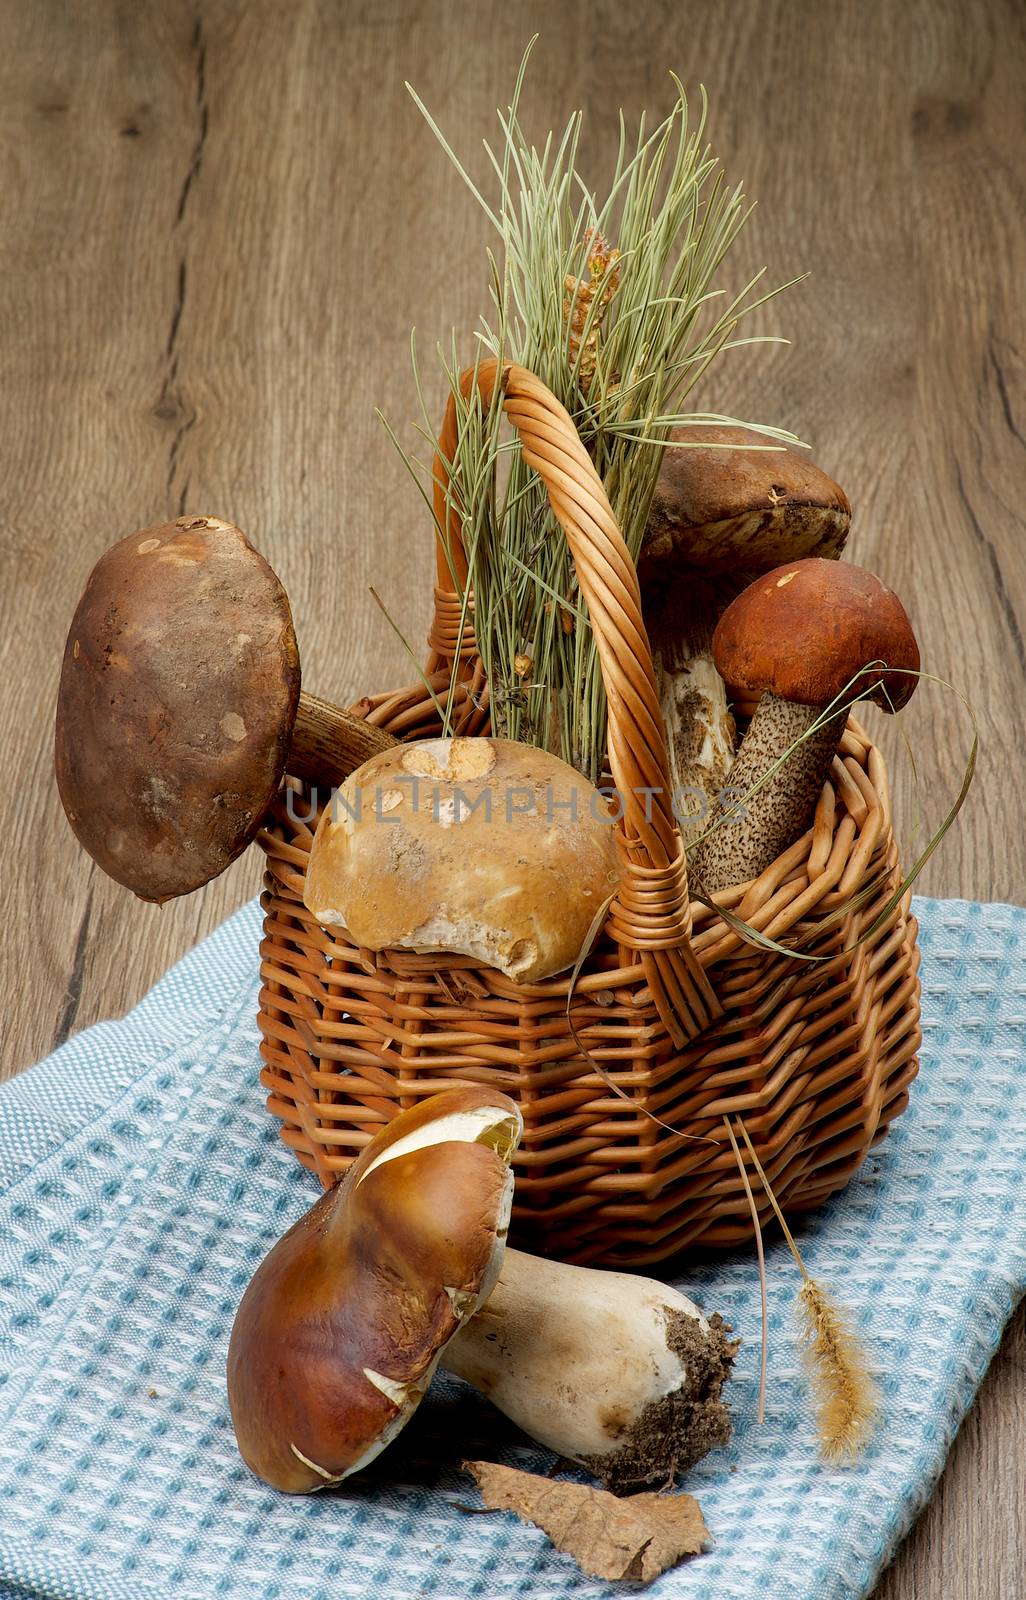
left=639, top=428, right=851, bottom=840
left=55, top=515, right=394, bottom=902
left=691, top=558, right=919, bottom=892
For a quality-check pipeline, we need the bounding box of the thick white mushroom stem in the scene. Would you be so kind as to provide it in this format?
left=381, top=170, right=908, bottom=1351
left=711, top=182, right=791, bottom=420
left=691, top=692, right=846, bottom=894
left=646, top=577, right=739, bottom=847
left=440, top=1248, right=736, bottom=1493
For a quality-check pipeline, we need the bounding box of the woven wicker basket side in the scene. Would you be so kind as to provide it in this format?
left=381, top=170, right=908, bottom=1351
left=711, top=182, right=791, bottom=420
left=255, top=362, right=921, bottom=1267
left=257, top=706, right=919, bottom=1265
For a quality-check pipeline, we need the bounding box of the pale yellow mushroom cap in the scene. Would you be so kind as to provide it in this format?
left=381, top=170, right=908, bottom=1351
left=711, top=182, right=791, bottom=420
left=303, top=737, right=621, bottom=982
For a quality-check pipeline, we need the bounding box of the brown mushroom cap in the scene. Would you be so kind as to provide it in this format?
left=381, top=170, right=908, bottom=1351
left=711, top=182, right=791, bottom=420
left=640, top=425, right=851, bottom=579
left=712, top=558, right=920, bottom=712
left=55, top=515, right=300, bottom=903
left=227, top=1086, right=522, bottom=1492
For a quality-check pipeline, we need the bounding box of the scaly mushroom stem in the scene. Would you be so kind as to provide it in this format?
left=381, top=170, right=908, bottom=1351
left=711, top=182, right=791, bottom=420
left=691, top=692, right=845, bottom=894
left=441, top=1247, right=736, bottom=1492
left=647, top=576, right=741, bottom=846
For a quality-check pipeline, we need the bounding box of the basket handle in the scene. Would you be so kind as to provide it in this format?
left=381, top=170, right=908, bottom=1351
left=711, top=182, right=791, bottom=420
left=429, top=359, right=720, bottom=1044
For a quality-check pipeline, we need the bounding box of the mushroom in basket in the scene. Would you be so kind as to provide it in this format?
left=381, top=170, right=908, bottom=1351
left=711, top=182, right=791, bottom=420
left=227, top=1087, right=736, bottom=1494
left=639, top=427, right=851, bottom=839
left=691, top=558, right=920, bottom=893
left=54, top=515, right=395, bottom=903
left=303, top=735, right=622, bottom=983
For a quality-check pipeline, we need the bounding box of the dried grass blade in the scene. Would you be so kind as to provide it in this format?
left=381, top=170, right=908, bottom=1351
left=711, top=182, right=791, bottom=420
left=723, top=1117, right=768, bottom=1425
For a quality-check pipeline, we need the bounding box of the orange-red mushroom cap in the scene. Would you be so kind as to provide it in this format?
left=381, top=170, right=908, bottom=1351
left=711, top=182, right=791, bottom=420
left=712, top=558, right=920, bottom=713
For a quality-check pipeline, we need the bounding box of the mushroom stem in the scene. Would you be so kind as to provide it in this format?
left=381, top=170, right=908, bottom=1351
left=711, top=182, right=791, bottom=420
left=646, top=576, right=740, bottom=846
left=691, top=692, right=845, bottom=894
left=440, top=1246, right=736, bottom=1492
left=290, top=691, right=396, bottom=785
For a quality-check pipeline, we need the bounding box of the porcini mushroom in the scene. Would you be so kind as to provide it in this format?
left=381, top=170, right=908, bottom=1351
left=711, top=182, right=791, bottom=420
left=227, top=1088, right=736, bottom=1495
left=227, top=1087, right=521, bottom=1492
left=304, top=736, right=621, bottom=983
left=639, top=427, right=851, bottom=838
left=690, top=558, right=920, bottom=893
left=55, top=515, right=395, bottom=903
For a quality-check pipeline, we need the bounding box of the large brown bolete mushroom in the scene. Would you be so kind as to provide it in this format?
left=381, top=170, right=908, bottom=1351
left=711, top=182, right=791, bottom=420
left=690, top=558, right=920, bottom=893
left=228, top=1088, right=735, bottom=1495
left=639, top=427, right=852, bottom=838
left=228, top=1087, right=521, bottom=1491
left=304, top=736, right=621, bottom=983
left=55, top=515, right=394, bottom=902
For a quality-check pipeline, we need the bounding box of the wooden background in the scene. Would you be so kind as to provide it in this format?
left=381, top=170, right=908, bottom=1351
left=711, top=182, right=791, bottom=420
left=1, top=1, right=1024, bottom=1593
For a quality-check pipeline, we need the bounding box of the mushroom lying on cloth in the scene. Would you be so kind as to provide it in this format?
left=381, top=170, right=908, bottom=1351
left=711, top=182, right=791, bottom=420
left=55, top=515, right=394, bottom=902
left=227, top=1087, right=735, bottom=1494
left=304, top=736, right=621, bottom=983
left=690, top=558, right=920, bottom=893
left=639, top=427, right=851, bottom=839
left=228, top=1088, right=520, bottom=1490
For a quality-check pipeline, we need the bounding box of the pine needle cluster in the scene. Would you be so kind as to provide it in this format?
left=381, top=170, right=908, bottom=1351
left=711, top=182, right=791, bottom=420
left=387, top=40, right=798, bottom=780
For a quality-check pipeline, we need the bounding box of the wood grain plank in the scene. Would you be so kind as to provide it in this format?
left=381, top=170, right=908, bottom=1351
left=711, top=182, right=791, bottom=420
left=0, top=2, right=1024, bottom=1596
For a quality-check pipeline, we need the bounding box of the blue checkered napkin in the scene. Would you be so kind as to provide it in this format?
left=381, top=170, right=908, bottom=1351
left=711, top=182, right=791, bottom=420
left=1, top=896, right=1025, bottom=1600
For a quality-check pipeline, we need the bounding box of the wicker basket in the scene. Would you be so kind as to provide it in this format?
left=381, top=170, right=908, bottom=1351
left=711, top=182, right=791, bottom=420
left=256, top=364, right=921, bottom=1266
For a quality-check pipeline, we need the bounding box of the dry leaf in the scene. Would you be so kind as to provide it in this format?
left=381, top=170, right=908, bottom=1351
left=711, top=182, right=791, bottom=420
left=463, top=1460, right=711, bottom=1583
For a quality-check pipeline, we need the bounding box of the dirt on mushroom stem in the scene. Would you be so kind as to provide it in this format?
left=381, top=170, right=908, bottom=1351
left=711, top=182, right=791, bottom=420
left=579, top=1312, right=739, bottom=1494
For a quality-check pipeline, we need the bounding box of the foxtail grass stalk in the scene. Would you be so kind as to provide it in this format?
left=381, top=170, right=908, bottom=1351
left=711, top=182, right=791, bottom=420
left=723, top=1118, right=768, bottom=1427
left=736, top=1120, right=880, bottom=1462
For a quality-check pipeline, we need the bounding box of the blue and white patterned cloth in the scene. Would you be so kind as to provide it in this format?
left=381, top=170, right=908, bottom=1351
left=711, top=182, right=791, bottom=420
left=1, top=896, right=1024, bottom=1600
